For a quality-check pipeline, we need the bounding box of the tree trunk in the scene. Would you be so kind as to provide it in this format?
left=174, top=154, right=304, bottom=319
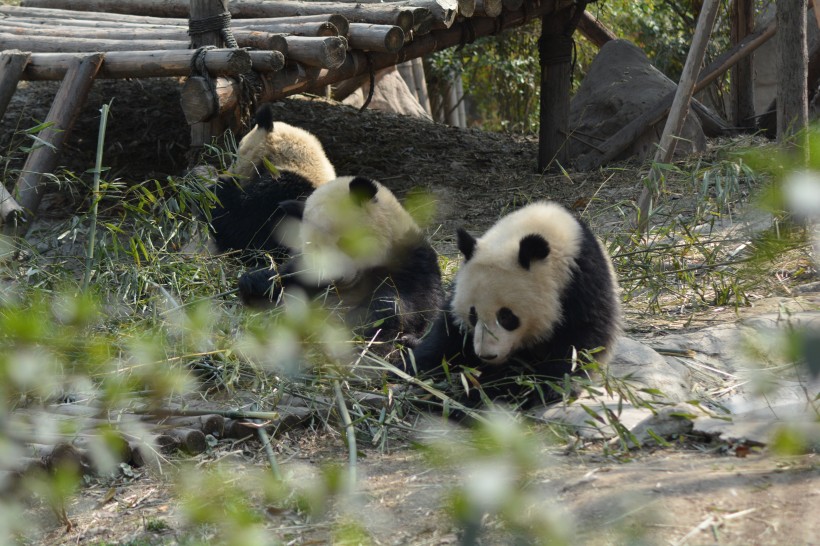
left=538, top=9, right=573, bottom=171
left=776, top=0, right=808, bottom=151
left=731, top=0, right=755, bottom=129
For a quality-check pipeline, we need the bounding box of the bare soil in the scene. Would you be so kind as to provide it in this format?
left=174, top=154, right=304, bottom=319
left=4, top=78, right=819, bottom=545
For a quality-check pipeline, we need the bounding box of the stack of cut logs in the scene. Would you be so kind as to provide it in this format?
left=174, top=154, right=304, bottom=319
left=1, top=399, right=313, bottom=484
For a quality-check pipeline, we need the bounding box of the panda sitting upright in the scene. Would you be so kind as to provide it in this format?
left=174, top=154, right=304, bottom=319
left=239, top=176, right=444, bottom=348
left=408, top=201, right=621, bottom=409
left=206, top=104, right=336, bottom=266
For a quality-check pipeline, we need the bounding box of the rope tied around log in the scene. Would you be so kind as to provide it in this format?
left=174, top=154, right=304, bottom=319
left=190, top=45, right=221, bottom=121
left=359, top=53, right=376, bottom=113
left=188, top=10, right=238, bottom=49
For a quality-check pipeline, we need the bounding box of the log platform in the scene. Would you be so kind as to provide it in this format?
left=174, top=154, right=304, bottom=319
left=0, top=0, right=580, bottom=235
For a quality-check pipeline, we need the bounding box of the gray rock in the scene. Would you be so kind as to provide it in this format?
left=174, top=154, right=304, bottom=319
left=607, top=336, right=692, bottom=402
left=569, top=40, right=706, bottom=165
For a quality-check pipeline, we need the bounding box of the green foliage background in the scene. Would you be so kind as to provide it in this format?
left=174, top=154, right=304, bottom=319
left=428, top=0, right=753, bottom=132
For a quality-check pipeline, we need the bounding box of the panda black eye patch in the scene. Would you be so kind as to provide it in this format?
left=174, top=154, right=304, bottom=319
left=468, top=306, right=478, bottom=327
left=496, top=307, right=520, bottom=331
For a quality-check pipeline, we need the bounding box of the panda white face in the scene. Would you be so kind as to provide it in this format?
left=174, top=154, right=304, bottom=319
left=296, top=176, right=419, bottom=286
left=451, top=202, right=586, bottom=364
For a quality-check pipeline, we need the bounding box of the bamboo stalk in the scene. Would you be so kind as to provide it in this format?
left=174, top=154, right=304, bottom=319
left=82, top=101, right=110, bottom=292
left=333, top=380, right=357, bottom=492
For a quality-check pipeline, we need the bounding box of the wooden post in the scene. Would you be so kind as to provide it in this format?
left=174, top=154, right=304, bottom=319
left=777, top=0, right=809, bottom=152
left=7, top=54, right=103, bottom=236
left=538, top=8, right=573, bottom=171
left=636, top=0, right=720, bottom=230
left=731, top=0, right=755, bottom=129
left=187, top=0, right=231, bottom=160
left=411, top=57, right=432, bottom=116
left=0, top=50, right=29, bottom=121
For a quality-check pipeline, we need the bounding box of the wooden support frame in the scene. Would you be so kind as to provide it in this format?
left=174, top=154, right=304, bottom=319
left=777, top=0, right=809, bottom=148
left=731, top=0, right=755, bottom=129
left=6, top=53, right=103, bottom=236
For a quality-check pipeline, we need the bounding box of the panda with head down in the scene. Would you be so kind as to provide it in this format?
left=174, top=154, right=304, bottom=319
left=239, top=176, right=444, bottom=350
left=206, top=104, right=336, bottom=266
left=408, top=201, right=621, bottom=410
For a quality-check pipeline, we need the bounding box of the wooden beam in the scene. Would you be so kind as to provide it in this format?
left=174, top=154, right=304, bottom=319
left=636, top=0, right=720, bottom=230
left=577, top=10, right=616, bottom=48
left=347, top=23, right=405, bottom=53
left=7, top=54, right=103, bottom=236
left=22, top=49, right=254, bottom=81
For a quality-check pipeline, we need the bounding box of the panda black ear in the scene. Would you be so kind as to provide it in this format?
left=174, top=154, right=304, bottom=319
left=348, top=177, right=379, bottom=206
left=518, top=234, right=550, bottom=270
left=253, top=104, right=274, bottom=132
left=279, top=199, right=305, bottom=220
left=456, top=228, right=476, bottom=261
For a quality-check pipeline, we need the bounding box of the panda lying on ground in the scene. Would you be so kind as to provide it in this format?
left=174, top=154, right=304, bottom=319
left=239, top=176, right=444, bottom=348
left=408, top=201, right=621, bottom=410
left=206, top=104, right=336, bottom=266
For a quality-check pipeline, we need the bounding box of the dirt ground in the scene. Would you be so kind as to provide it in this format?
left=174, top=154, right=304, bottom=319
left=3, top=78, right=819, bottom=545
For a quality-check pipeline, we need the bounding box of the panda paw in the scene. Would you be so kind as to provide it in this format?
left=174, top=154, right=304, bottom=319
left=238, top=267, right=282, bottom=307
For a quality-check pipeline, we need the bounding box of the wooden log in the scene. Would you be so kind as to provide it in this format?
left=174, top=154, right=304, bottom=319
left=575, top=18, right=777, bottom=172
left=272, top=0, right=570, bottom=99
left=164, top=427, right=207, bottom=454
left=234, top=30, right=288, bottom=52
left=538, top=9, right=573, bottom=171
left=21, top=0, right=191, bottom=17
left=474, top=0, right=503, bottom=18
left=285, top=36, right=348, bottom=69
left=23, top=49, right=252, bottom=81
left=334, top=0, right=455, bottom=30
left=249, top=50, right=286, bottom=73
left=3, top=4, right=186, bottom=24
left=232, top=1, right=416, bottom=33
left=777, top=0, right=809, bottom=146
left=0, top=184, right=23, bottom=226
left=0, top=17, right=185, bottom=31
left=578, top=10, right=617, bottom=48
left=191, top=0, right=569, bottom=116
left=458, top=0, right=476, bottom=18
left=731, top=0, right=755, bottom=129
left=636, top=0, right=720, bottom=229
left=8, top=53, right=102, bottom=235
left=180, top=75, right=239, bottom=124
left=348, top=23, right=404, bottom=53
left=235, top=14, right=350, bottom=37
left=158, top=414, right=225, bottom=437
left=0, top=33, right=188, bottom=53
left=240, top=21, right=338, bottom=37
left=0, top=49, right=29, bottom=122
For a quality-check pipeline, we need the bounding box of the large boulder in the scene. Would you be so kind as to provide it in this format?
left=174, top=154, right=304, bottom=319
left=569, top=39, right=707, bottom=165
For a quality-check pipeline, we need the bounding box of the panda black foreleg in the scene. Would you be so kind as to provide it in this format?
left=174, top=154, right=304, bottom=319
left=405, top=309, right=473, bottom=377
left=238, top=266, right=281, bottom=307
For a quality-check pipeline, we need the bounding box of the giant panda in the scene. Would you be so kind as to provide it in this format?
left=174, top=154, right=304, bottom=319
left=408, top=201, right=621, bottom=409
left=206, top=104, right=336, bottom=266
left=239, top=176, right=444, bottom=348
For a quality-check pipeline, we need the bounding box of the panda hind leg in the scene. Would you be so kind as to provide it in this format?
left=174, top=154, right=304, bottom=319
left=238, top=267, right=280, bottom=307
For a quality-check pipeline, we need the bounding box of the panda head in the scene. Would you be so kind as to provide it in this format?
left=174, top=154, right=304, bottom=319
left=450, top=202, right=584, bottom=364
left=231, top=104, right=336, bottom=186
left=294, top=176, right=420, bottom=285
